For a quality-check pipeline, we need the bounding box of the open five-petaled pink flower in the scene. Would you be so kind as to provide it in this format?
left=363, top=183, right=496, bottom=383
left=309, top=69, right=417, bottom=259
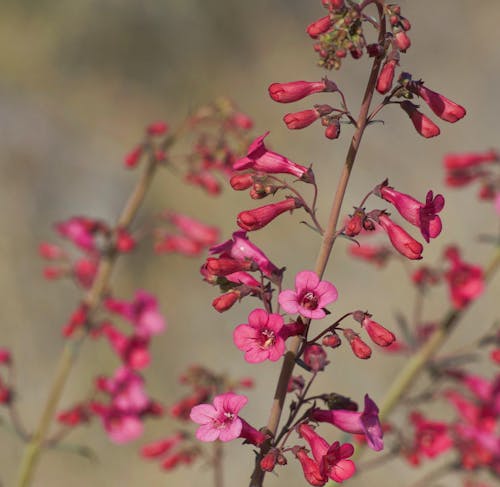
left=279, top=271, right=338, bottom=319
left=190, top=393, right=247, bottom=442
left=233, top=309, right=285, bottom=363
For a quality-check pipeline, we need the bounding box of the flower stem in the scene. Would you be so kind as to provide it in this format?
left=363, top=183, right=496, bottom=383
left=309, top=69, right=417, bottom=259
left=249, top=6, right=385, bottom=486
left=15, top=135, right=171, bottom=487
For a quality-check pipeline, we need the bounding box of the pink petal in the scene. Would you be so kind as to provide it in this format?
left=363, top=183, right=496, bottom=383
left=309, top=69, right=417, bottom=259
left=300, top=306, right=326, bottom=320
left=218, top=417, right=243, bottom=441
left=233, top=324, right=259, bottom=351
left=266, top=313, right=284, bottom=333
left=196, top=423, right=221, bottom=442
left=245, top=347, right=269, bottom=363
left=314, top=281, right=338, bottom=307
left=190, top=404, right=217, bottom=424
left=223, top=393, right=248, bottom=415
left=330, top=459, right=356, bottom=482
left=295, top=270, right=320, bottom=293
left=248, top=308, right=270, bottom=328
left=278, top=290, right=300, bottom=313
left=267, top=338, right=286, bottom=361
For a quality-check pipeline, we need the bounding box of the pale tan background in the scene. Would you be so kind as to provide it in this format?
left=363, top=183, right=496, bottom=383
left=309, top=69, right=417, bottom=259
left=1, top=1, right=499, bottom=486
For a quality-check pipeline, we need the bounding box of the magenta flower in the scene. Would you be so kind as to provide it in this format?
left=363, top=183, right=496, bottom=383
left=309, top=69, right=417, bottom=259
left=278, top=270, right=338, bottom=319
left=233, top=132, right=314, bottom=183
left=105, top=290, right=166, bottom=338
left=400, top=100, right=440, bottom=138
left=379, top=184, right=444, bottom=242
left=298, top=423, right=356, bottom=483
left=311, top=394, right=383, bottom=451
left=210, top=231, right=282, bottom=281
left=444, top=246, right=484, bottom=309
left=233, top=309, right=285, bottom=363
left=378, top=213, right=423, bottom=260
left=189, top=392, right=248, bottom=442
left=237, top=198, right=301, bottom=232
left=268, top=79, right=336, bottom=103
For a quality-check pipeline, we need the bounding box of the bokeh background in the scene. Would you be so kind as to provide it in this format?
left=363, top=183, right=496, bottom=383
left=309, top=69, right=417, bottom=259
left=1, top=0, right=499, bottom=486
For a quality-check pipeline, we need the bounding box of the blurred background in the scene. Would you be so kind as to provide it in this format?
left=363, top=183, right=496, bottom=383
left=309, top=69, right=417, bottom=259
left=1, top=0, right=499, bottom=485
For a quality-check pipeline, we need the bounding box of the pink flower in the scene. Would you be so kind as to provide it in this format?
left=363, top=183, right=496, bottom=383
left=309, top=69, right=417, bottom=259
left=189, top=392, right=248, bottom=442
left=495, top=193, right=500, bottom=216
left=444, top=246, right=484, bottom=309
left=55, top=216, right=100, bottom=252
left=233, top=309, right=285, bottom=363
left=210, top=231, right=282, bottom=281
left=413, top=84, right=466, bottom=123
left=141, top=432, right=184, bottom=459
left=361, top=316, right=396, bottom=347
left=124, top=145, right=143, bottom=168
left=306, top=15, right=333, bottom=39
left=268, top=80, right=336, bottom=103
left=378, top=184, right=444, bottom=242
left=343, top=329, right=372, bottom=359
left=409, top=411, right=453, bottom=460
left=165, top=212, right=219, bottom=247
left=237, top=198, right=302, bottom=232
left=146, top=120, right=169, bottom=136
left=298, top=424, right=356, bottom=483
left=311, top=394, right=383, bottom=451
left=154, top=234, right=203, bottom=256
left=293, top=447, right=327, bottom=486
left=234, top=132, right=314, bottom=183
left=284, top=105, right=333, bottom=130
left=378, top=213, right=423, bottom=260
left=105, top=290, right=166, bottom=338
left=376, top=58, right=398, bottom=94
left=400, top=101, right=440, bottom=138
left=444, top=150, right=498, bottom=169
left=279, top=270, right=338, bottom=319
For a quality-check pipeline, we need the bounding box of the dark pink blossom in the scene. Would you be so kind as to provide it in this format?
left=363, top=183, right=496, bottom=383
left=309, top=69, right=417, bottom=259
left=165, top=212, right=219, bottom=247
left=124, top=145, right=143, bottom=168
left=376, top=58, right=398, bottom=94
left=233, top=309, right=285, bottom=363
left=306, top=15, right=333, bottom=39
left=268, top=80, right=336, bottom=103
left=237, top=198, right=302, bottom=232
left=55, top=216, right=100, bottom=252
left=378, top=213, right=423, bottom=260
left=361, top=316, right=396, bottom=347
left=210, top=231, right=282, bottom=281
left=408, top=411, right=453, bottom=460
left=298, top=424, right=356, bottom=483
left=105, top=290, right=166, bottom=338
left=234, top=132, right=314, bottom=183
left=378, top=184, right=444, bottom=242
left=444, top=246, right=484, bottom=309
left=311, top=394, right=383, bottom=451
left=279, top=270, right=338, bottom=319
left=189, top=392, right=248, bottom=442
left=400, top=101, right=440, bottom=138
left=284, top=105, right=333, bottom=130
left=413, top=84, right=466, bottom=123
left=140, top=432, right=184, bottom=459
left=444, top=150, right=498, bottom=169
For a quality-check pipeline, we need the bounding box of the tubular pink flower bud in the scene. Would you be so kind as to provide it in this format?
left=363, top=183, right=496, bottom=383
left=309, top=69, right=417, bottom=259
left=324, top=119, right=340, bottom=140
left=443, top=150, right=499, bottom=169
left=393, top=30, right=411, bottom=51
left=344, top=208, right=365, bottom=237
left=237, top=198, right=302, bottom=232
left=141, top=432, right=184, bottom=458
left=413, top=85, right=466, bottom=123
left=284, top=109, right=321, bottom=130
left=362, top=316, right=396, bottom=347
left=268, top=79, right=337, bottom=103
left=260, top=449, right=279, bottom=472
left=400, top=101, right=440, bottom=138
left=230, top=173, right=254, bottom=190
left=306, top=16, right=333, bottom=39
left=378, top=213, right=423, bottom=260
left=234, top=132, right=314, bottom=183
left=212, top=291, right=240, bottom=312
left=124, top=145, right=143, bottom=168
left=376, top=58, right=398, bottom=94
left=146, top=121, right=169, bottom=136
left=343, top=329, right=372, bottom=359
left=322, top=333, right=341, bottom=348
